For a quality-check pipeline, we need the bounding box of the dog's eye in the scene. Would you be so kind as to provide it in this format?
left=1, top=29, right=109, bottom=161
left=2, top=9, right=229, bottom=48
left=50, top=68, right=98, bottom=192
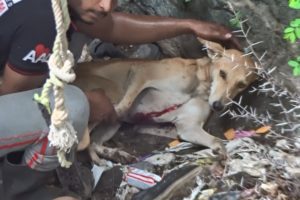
left=219, top=70, right=227, bottom=80
left=237, top=82, right=247, bottom=89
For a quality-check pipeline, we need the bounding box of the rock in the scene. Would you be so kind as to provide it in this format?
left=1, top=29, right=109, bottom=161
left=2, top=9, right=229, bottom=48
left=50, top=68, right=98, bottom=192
left=260, top=182, right=279, bottom=197
left=145, top=153, right=176, bottom=166
left=113, top=1, right=300, bottom=138
left=117, top=0, right=299, bottom=94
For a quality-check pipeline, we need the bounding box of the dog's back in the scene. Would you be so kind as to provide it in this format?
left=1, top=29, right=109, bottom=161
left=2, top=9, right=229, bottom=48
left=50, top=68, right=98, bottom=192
left=74, top=58, right=199, bottom=103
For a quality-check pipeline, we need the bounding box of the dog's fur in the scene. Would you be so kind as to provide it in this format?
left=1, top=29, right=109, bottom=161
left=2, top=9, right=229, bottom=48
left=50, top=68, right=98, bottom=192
left=0, top=40, right=256, bottom=164
left=74, top=39, right=257, bottom=164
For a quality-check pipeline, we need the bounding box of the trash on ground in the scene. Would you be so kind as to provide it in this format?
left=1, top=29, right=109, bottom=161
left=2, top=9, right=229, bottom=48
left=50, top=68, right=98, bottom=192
left=224, top=125, right=271, bottom=140
left=198, top=188, right=216, bottom=200
left=124, top=167, right=162, bottom=190
left=168, top=139, right=181, bottom=147
left=91, top=164, right=106, bottom=189
left=144, top=153, right=175, bottom=166
left=91, top=125, right=300, bottom=199
left=166, top=141, right=195, bottom=152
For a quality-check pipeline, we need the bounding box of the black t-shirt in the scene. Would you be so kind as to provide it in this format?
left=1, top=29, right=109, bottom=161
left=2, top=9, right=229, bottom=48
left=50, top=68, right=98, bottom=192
left=0, top=0, right=58, bottom=75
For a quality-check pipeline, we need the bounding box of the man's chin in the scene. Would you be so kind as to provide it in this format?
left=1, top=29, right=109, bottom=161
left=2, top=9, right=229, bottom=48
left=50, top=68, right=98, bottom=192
left=80, top=13, right=107, bottom=25
left=74, top=15, right=98, bottom=25
left=80, top=18, right=97, bottom=25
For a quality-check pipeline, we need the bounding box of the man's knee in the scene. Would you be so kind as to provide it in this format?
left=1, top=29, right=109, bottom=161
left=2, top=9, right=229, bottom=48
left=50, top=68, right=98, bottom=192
left=85, top=88, right=117, bottom=124
left=63, top=85, right=90, bottom=141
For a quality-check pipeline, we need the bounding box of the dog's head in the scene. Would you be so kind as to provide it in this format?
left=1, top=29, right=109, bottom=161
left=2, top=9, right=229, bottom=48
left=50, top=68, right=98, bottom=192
left=198, top=38, right=257, bottom=111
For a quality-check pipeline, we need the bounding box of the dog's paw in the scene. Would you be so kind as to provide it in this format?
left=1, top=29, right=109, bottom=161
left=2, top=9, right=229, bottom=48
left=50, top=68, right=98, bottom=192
left=111, top=150, right=137, bottom=164
left=115, top=106, right=127, bottom=119
left=89, top=146, right=110, bottom=167
left=89, top=144, right=137, bottom=165
left=211, top=139, right=226, bottom=158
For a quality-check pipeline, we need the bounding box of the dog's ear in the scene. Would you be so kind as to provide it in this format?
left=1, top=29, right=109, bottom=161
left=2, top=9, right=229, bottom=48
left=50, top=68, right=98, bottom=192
left=197, top=38, right=224, bottom=59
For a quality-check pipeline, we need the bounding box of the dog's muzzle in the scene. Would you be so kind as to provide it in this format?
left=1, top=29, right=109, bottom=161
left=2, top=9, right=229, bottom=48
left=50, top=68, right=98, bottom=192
left=212, top=101, right=224, bottom=111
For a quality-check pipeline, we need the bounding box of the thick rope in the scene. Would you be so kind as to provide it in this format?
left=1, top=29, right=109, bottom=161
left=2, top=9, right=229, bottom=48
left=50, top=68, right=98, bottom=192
left=34, top=0, right=77, bottom=168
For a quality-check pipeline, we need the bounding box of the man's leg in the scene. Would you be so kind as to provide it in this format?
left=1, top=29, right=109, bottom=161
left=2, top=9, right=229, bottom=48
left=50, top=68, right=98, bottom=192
left=0, top=85, right=90, bottom=200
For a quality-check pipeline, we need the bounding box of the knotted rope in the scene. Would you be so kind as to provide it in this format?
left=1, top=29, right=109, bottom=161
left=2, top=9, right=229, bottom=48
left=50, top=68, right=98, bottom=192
left=34, top=0, right=77, bottom=168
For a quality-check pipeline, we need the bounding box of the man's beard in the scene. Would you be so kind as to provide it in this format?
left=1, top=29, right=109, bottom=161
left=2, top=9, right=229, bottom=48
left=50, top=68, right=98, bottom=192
left=68, top=6, right=97, bottom=25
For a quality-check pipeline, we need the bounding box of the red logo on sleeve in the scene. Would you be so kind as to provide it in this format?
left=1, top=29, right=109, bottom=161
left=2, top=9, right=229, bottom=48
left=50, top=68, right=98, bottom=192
left=22, top=44, right=51, bottom=64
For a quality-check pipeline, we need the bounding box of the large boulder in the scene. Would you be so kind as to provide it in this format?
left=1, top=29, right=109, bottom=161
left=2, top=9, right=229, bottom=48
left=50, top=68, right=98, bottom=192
left=117, top=0, right=300, bottom=93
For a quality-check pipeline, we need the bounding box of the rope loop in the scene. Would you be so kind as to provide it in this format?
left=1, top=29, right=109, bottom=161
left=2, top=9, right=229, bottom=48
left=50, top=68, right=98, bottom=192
left=34, top=0, right=78, bottom=168
left=48, top=50, right=76, bottom=83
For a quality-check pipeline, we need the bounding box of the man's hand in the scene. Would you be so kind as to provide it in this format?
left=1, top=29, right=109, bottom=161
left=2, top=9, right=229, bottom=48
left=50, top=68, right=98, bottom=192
left=189, top=20, right=242, bottom=51
left=77, top=12, right=242, bottom=51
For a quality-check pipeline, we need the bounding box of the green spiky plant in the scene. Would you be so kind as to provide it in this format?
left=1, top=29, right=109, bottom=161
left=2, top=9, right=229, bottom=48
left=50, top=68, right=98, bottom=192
left=284, top=18, right=300, bottom=43
left=229, top=11, right=242, bottom=28
left=288, top=57, right=300, bottom=76
left=289, top=0, right=300, bottom=9
left=285, top=1, right=300, bottom=76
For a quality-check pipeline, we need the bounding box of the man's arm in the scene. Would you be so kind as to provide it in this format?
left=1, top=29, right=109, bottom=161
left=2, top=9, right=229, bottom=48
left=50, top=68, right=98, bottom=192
left=0, top=64, right=47, bottom=95
left=75, top=12, right=241, bottom=50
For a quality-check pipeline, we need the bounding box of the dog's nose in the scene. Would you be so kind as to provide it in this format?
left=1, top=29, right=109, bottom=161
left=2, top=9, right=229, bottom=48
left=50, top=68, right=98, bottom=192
left=212, top=101, right=224, bottom=111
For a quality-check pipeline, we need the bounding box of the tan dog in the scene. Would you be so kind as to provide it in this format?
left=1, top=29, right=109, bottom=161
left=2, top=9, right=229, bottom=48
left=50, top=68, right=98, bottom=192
left=74, top=39, right=257, bottom=164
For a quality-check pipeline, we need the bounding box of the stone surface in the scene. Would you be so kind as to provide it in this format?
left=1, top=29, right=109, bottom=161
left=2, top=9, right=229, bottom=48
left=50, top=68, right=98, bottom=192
left=93, top=2, right=300, bottom=199
left=114, top=0, right=300, bottom=136
left=117, top=0, right=300, bottom=93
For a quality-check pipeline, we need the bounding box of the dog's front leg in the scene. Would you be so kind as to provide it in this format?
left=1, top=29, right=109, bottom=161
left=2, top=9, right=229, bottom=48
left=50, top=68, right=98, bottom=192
left=89, top=121, right=137, bottom=165
left=115, top=76, right=147, bottom=118
left=178, top=125, right=225, bottom=154
left=175, top=97, right=225, bottom=154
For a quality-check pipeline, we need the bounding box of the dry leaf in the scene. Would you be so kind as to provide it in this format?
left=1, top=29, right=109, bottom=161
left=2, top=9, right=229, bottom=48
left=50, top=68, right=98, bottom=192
left=224, top=128, right=236, bottom=140
left=168, top=139, right=180, bottom=147
left=255, top=126, right=271, bottom=134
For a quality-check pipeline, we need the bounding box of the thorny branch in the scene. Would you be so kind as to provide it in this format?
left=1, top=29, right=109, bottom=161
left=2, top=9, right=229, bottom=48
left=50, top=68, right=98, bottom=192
left=226, top=2, right=300, bottom=137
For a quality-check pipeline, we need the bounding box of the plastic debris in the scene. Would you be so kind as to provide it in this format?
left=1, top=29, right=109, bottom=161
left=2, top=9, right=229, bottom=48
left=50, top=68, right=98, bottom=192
left=277, top=192, right=289, bottom=200
left=295, top=138, right=300, bottom=149
left=210, top=191, right=240, bottom=200
left=144, top=153, right=175, bottom=166
left=225, top=138, right=269, bottom=177
left=286, top=167, right=300, bottom=178
left=183, top=177, right=205, bottom=200
left=116, top=181, right=140, bottom=200
left=235, top=130, right=256, bottom=139
left=91, top=121, right=299, bottom=199
left=198, top=188, right=216, bottom=200
left=196, top=158, right=214, bottom=166
left=178, top=149, right=218, bottom=161
left=91, top=164, right=106, bottom=189
left=276, top=139, right=293, bottom=151
left=226, top=137, right=266, bottom=154
left=240, top=188, right=256, bottom=198
left=260, top=182, right=279, bottom=197
left=166, top=141, right=195, bottom=152
left=224, top=126, right=271, bottom=140
left=224, top=129, right=256, bottom=140
left=194, top=149, right=218, bottom=158
left=124, top=167, right=162, bottom=190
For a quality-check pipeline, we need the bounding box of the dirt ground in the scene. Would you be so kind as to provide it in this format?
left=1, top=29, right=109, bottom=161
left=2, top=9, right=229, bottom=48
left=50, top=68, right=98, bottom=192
left=87, top=80, right=300, bottom=200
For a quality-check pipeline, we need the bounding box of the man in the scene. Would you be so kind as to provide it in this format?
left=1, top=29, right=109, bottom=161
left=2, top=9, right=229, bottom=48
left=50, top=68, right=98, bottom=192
left=0, top=0, right=240, bottom=199
left=0, top=0, right=239, bottom=95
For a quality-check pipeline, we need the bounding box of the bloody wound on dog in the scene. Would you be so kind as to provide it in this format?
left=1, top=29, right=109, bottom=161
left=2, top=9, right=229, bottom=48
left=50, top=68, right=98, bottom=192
left=74, top=38, right=257, bottom=164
